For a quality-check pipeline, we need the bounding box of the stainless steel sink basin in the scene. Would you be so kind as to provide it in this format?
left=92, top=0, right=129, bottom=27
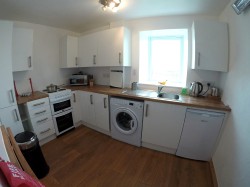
left=157, top=93, right=180, bottom=100
left=121, top=90, right=180, bottom=100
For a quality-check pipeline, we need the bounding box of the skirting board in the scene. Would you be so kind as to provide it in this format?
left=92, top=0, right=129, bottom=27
left=39, top=134, right=57, bottom=146
left=81, top=121, right=111, bottom=136
left=209, top=160, right=218, bottom=187
left=141, top=142, right=176, bottom=155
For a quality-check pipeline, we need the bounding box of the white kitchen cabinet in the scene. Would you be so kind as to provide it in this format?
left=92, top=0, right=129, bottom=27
left=0, top=21, right=17, bottom=109
left=78, top=32, right=98, bottom=67
left=192, top=20, right=228, bottom=72
left=80, top=91, right=95, bottom=125
left=142, top=101, right=186, bottom=154
left=93, top=93, right=109, bottom=132
left=98, top=27, right=131, bottom=66
left=12, top=27, right=33, bottom=72
left=79, top=91, right=109, bottom=133
left=71, top=91, right=81, bottom=125
left=0, top=105, right=23, bottom=136
left=24, top=97, right=55, bottom=141
left=60, top=35, right=78, bottom=68
left=77, top=26, right=131, bottom=67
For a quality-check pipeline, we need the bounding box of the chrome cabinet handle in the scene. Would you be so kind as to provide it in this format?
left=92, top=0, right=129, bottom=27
left=14, top=109, right=19, bottom=121
left=9, top=90, right=15, bottom=103
left=93, top=55, right=96, bottom=65
left=145, top=104, right=149, bottom=117
left=119, top=52, right=122, bottom=65
left=37, top=117, right=48, bottom=123
left=40, top=128, right=51, bottom=134
left=33, top=102, right=45, bottom=107
left=73, top=93, right=76, bottom=102
left=28, top=56, right=32, bottom=68
left=34, top=110, right=46, bottom=115
left=90, top=95, right=93, bottom=105
left=103, top=98, right=107, bottom=108
left=198, top=52, right=201, bottom=67
left=75, top=57, right=78, bottom=66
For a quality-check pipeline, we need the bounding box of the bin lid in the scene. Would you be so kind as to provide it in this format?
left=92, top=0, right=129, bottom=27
left=15, top=131, right=38, bottom=150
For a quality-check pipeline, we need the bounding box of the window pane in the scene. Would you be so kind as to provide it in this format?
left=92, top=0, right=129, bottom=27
left=139, top=29, right=188, bottom=87
left=149, top=37, right=183, bottom=84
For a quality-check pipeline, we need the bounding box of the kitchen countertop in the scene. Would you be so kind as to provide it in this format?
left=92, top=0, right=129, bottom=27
left=16, top=91, right=48, bottom=105
left=65, top=85, right=231, bottom=112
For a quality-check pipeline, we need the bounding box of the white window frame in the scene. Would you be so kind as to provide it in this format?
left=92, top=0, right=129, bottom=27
left=139, top=29, right=188, bottom=88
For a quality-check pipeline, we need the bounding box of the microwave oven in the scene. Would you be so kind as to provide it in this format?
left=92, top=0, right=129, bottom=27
left=70, top=75, right=88, bottom=85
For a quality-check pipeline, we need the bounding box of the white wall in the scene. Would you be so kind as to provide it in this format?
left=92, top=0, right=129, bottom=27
left=12, top=21, right=80, bottom=93
left=122, top=15, right=221, bottom=90
left=12, top=15, right=227, bottom=94
left=80, top=15, right=223, bottom=91
left=213, top=1, right=250, bottom=187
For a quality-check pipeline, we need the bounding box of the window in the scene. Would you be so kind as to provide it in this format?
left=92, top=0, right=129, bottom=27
left=139, top=29, right=188, bottom=87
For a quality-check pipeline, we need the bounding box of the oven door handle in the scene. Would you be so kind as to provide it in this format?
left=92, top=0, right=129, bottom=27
left=52, top=108, right=73, bottom=118
left=50, top=97, right=71, bottom=104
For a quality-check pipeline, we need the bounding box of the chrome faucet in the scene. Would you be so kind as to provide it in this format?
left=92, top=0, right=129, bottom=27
left=157, top=86, right=164, bottom=95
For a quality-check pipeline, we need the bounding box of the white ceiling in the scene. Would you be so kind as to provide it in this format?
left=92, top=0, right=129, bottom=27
left=0, top=0, right=231, bottom=33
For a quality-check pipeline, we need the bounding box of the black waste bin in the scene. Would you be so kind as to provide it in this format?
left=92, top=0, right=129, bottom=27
left=15, top=131, right=49, bottom=179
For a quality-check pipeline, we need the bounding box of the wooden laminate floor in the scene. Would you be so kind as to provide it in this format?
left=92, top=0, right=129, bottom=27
left=40, top=125, right=214, bottom=187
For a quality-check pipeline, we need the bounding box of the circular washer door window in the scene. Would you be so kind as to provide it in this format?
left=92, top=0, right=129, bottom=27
left=112, top=108, right=138, bottom=135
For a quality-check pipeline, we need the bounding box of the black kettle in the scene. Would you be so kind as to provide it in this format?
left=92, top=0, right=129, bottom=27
left=189, top=82, right=203, bottom=97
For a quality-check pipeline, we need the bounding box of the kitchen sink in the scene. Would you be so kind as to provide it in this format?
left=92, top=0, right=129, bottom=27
left=121, top=90, right=180, bottom=100
left=157, top=93, right=180, bottom=100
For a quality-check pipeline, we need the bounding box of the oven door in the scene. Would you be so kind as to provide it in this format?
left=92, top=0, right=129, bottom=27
left=53, top=109, right=75, bottom=136
left=50, top=97, right=72, bottom=115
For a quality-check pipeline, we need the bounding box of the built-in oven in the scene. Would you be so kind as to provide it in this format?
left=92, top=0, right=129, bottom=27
left=46, top=89, right=75, bottom=136
left=50, top=97, right=72, bottom=115
left=52, top=109, right=75, bottom=136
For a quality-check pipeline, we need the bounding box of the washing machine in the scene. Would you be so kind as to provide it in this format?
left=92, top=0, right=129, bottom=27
left=110, top=97, right=144, bottom=147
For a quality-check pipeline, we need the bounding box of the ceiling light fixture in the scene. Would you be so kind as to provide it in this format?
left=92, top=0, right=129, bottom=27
left=99, top=0, right=121, bottom=12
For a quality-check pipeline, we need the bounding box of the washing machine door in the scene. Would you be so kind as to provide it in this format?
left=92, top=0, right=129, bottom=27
left=112, top=107, right=138, bottom=135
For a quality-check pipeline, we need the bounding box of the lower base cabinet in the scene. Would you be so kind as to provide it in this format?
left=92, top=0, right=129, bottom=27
left=142, top=101, right=186, bottom=154
left=79, top=91, right=109, bottom=133
left=18, top=97, right=55, bottom=142
left=0, top=105, right=24, bottom=136
left=71, top=91, right=82, bottom=125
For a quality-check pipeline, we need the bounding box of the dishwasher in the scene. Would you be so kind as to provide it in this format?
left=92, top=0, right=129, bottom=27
left=176, top=109, right=225, bottom=161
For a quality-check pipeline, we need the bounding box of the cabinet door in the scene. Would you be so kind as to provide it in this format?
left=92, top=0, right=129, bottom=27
left=142, top=101, right=186, bottom=152
left=0, top=105, right=23, bottom=136
left=79, top=91, right=95, bottom=125
left=93, top=93, right=109, bottom=132
left=192, top=20, right=228, bottom=72
left=12, top=27, right=33, bottom=72
left=60, top=35, right=78, bottom=68
left=0, top=21, right=17, bottom=109
left=78, top=32, right=98, bottom=67
left=98, top=27, right=124, bottom=66
left=71, top=91, right=81, bottom=124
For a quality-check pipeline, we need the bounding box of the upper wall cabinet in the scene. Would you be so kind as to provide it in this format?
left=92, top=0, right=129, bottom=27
left=78, top=26, right=131, bottom=67
left=12, top=27, right=33, bottom=72
left=78, top=32, right=98, bottom=67
left=60, top=35, right=78, bottom=68
left=98, top=27, right=131, bottom=66
left=0, top=21, right=17, bottom=108
left=192, top=20, right=229, bottom=72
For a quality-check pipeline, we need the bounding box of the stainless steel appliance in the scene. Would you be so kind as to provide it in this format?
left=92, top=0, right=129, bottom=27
left=43, top=88, right=75, bottom=135
left=70, top=74, right=88, bottom=86
left=189, top=82, right=203, bottom=97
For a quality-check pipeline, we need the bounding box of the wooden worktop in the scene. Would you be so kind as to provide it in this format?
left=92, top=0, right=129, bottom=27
left=16, top=91, right=48, bottom=105
left=65, top=85, right=231, bottom=112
